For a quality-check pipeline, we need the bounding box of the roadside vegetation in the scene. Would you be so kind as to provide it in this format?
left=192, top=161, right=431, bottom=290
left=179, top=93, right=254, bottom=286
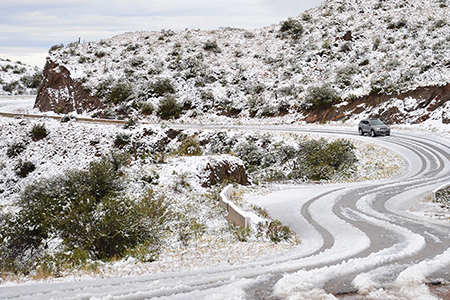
left=0, top=118, right=401, bottom=280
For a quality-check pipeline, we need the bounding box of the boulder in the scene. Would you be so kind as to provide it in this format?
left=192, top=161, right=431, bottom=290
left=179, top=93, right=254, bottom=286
left=199, top=155, right=249, bottom=187
left=34, top=60, right=104, bottom=114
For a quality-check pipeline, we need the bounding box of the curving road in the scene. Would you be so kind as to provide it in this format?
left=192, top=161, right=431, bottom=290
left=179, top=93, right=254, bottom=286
left=2, top=123, right=450, bottom=299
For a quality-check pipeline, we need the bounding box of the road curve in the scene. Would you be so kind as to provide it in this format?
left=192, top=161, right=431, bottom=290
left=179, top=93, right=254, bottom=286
left=1, top=123, right=450, bottom=299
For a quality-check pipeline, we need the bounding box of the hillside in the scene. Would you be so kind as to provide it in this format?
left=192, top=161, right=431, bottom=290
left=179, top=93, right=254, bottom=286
left=36, top=0, right=450, bottom=124
left=0, top=58, right=42, bottom=96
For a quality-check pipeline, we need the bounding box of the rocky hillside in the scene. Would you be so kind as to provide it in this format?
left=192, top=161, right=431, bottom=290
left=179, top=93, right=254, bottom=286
left=0, top=59, right=42, bottom=95
left=36, top=0, right=450, bottom=124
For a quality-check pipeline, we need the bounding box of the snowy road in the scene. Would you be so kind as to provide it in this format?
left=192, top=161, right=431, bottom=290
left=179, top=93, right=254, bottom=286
left=2, top=119, right=450, bottom=298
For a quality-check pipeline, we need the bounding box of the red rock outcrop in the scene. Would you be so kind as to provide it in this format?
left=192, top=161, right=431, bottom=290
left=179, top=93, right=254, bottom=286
left=34, top=60, right=104, bottom=114
left=303, top=84, right=450, bottom=124
left=199, top=155, right=249, bottom=188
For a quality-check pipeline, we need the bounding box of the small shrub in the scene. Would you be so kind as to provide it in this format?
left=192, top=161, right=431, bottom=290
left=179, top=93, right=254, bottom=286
left=140, top=101, right=154, bottom=115
left=257, top=220, right=292, bottom=243
left=279, top=18, right=304, bottom=39
left=14, top=160, right=35, bottom=178
left=49, top=44, right=64, bottom=53
left=114, top=133, right=131, bottom=148
left=177, top=136, right=203, bottom=156
left=148, top=78, right=176, bottom=98
left=6, top=141, right=26, bottom=158
left=305, top=84, right=340, bottom=107
left=291, top=138, right=357, bottom=181
left=30, top=123, right=48, bottom=141
left=109, top=82, right=132, bottom=104
left=203, top=41, right=222, bottom=53
left=230, top=223, right=252, bottom=242
left=157, top=96, right=182, bottom=120
left=370, top=74, right=397, bottom=95
left=20, top=71, right=42, bottom=89
left=0, top=154, right=170, bottom=274
left=123, top=117, right=138, bottom=129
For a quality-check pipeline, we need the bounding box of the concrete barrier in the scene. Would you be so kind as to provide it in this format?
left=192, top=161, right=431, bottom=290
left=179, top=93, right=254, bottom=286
left=219, top=184, right=251, bottom=228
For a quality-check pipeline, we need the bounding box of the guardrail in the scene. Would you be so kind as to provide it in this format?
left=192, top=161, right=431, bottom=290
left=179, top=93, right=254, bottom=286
left=431, top=183, right=450, bottom=203
left=219, top=184, right=252, bottom=228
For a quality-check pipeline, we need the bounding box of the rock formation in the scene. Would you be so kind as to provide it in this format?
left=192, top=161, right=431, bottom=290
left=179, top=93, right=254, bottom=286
left=199, top=155, right=249, bottom=187
left=34, top=60, right=104, bottom=114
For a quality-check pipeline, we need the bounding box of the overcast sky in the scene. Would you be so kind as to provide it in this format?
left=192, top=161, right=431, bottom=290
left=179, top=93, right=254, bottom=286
left=0, top=0, right=323, bottom=67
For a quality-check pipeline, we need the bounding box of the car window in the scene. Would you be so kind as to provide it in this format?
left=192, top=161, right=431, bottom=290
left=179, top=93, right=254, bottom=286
left=369, top=120, right=384, bottom=125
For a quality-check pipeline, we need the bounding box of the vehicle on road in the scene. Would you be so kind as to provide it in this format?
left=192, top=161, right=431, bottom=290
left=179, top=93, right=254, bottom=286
left=358, top=119, right=390, bottom=137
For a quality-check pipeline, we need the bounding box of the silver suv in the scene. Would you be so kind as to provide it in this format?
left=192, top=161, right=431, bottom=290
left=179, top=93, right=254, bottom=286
left=358, top=119, right=390, bottom=137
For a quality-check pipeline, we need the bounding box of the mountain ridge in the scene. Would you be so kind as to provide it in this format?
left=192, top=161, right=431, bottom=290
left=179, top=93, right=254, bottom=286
left=35, top=0, right=450, bottom=125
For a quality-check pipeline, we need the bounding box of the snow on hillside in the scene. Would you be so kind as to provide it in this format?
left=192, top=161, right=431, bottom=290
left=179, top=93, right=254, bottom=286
left=46, top=0, right=450, bottom=122
left=0, top=59, right=41, bottom=95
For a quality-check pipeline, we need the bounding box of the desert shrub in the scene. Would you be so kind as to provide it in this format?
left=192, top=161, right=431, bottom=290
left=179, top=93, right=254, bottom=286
left=30, top=123, right=48, bottom=141
left=370, top=74, right=397, bottom=94
left=148, top=78, right=176, bottom=98
left=2, top=81, right=19, bottom=93
left=257, top=220, right=292, bottom=243
left=203, top=41, right=222, bottom=53
left=109, top=82, right=132, bottom=104
left=291, top=138, right=357, bottom=181
left=129, top=56, right=145, bottom=68
left=434, top=19, right=447, bottom=28
left=340, top=41, right=352, bottom=52
left=0, top=153, right=170, bottom=274
left=157, top=95, right=182, bottom=120
left=140, top=101, right=154, bottom=115
left=14, top=160, right=35, bottom=178
left=6, top=141, right=26, bottom=158
left=20, top=71, right=42, bottom=89
left=49, top=44, right=64, bottom=53
left=305, top=84, right=340, bottom=107
left=387, top=19, right=408, bottom=30
left=235, top=141, right=265, bottom=172
left=230, top=223, right=252, bottom=242
left=114, top=132, right=131, bottom=148
left=177, top=136, right=203, bottom=156
left=279, top=18, right=304, bottom=39
left=123, top=117, right=138, bottom=129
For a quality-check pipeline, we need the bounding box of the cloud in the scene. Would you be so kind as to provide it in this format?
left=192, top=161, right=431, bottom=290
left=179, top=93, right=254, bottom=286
left=0, top=0, right=324, bottom=66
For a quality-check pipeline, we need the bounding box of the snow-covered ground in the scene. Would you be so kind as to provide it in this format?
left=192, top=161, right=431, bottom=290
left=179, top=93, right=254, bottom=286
left=2, top=96, right=450, bottom=299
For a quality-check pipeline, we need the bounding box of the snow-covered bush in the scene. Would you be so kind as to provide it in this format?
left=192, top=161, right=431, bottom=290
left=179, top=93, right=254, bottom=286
left=176, top=136, right=203, bottom=156
left=29, top=123, right=48, bottom=141
left=147, top=77, right=176, bottom=98
left=6, top=141, right=27, bottom=158
left=113, top=132, right=131, bottom=148
left=291, top=138, right=358, bottom=181
left=203, top=40, right=221, bottom=53
left=305, top=83, right=341, bottom=108
left=14, top=160, right=35, bottom=178
left=279, top=18, right=304, bottom=39
left=156, top=95, right=182, bottom=120
left=0, top=152, right=171, bottom=274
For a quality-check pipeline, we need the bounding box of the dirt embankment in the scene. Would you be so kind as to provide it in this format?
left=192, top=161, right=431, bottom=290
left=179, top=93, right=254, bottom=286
left=304, top=84, right=450, bottom=124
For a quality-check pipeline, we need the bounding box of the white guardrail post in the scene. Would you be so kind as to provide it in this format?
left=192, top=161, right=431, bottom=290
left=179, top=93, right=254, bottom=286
left=219, top=184, right=251, bottom=228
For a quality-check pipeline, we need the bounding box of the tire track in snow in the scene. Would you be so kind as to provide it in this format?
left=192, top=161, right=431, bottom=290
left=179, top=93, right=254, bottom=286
left=2, top=123, right=450, bottom=299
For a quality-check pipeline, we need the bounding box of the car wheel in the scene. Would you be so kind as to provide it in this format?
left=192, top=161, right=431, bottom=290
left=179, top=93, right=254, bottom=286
left=359, top=128, right=364, bottom=136
left=370, top=130, right=376, bottom=137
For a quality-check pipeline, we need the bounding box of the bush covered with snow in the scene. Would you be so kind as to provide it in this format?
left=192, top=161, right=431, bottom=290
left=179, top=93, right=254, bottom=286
left=0, top=152, right=172, bottom=274
left=0, top=59, right=42, bottom=96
